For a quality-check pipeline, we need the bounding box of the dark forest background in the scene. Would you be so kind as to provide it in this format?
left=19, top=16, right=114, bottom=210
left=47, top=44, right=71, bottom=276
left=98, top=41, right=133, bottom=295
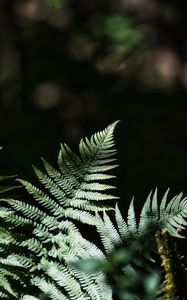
left=0, top=0, right=187, bottom=227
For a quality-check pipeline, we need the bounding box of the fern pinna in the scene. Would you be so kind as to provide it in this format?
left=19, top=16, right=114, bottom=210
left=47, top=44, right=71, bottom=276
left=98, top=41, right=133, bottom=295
left=0, top=122, right=187, bottom=300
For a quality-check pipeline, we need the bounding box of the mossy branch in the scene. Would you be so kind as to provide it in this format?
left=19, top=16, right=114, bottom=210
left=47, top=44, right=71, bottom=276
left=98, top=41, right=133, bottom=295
left=156, top=229, right=187, bottom=300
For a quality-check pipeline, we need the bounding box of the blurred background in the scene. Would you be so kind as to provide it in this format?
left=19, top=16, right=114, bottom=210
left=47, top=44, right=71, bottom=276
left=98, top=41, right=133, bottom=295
left=0, top=0, right=187, bottom=211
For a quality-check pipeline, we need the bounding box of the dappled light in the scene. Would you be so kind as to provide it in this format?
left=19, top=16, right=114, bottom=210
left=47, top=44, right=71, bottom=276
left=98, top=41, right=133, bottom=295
left=14, top=0, right=47, bottom=22
left=68, top=35, right=97, bottom=61
left=33, top=82, right=61, bottom=109
left=95, top=49, right=126, bottom=74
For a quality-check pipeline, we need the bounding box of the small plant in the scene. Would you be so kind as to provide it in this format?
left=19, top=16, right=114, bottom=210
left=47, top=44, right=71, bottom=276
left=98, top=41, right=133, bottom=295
left=0, top=122, right=187, bottom=299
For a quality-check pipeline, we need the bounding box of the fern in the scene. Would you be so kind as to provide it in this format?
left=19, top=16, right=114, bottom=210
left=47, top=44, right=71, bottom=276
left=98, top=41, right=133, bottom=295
left=80, top=189, right=187, bottom=299
left=0, top=122, right=187, bottom=300
left=94, top=188, right=187, bottom=259
left=0, top=173, right=26, bottom=299
left=0, top=122, right=119, bottom=299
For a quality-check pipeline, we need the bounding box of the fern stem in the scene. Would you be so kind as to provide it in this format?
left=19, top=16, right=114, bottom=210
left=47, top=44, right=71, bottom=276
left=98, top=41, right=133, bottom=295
left=156, top=229, right=187, bottom=300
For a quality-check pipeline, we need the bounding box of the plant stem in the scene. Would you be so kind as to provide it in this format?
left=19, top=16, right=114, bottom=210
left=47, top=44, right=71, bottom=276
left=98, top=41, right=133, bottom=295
left=156, top=229, right=187, bottom=300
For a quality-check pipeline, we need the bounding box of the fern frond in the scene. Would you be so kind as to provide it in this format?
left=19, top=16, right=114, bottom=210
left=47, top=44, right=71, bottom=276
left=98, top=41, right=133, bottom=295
left=64, top=208, right=97, bottom=225
left=75, top=272, right=110, bottom=300
left=84, top=173, right=116, bottom=181
left=115, top=204, right=129, bottom=239
left=17, top=180, right=64, bottom=216
left=0, top=124, right=120, bottom=299
left=33, top=167, right=68, bottom=206
left=140, top=189, right=187, bottom=238
left=96, top=213, right=114, bottom=253
left=20, top=238, right=48, bottom=257
left=103, top=211, right=122, bottom=245
left=31, top=277, right=69, bottom=300
left=92, top=188, right=187, bottom=300
left=68, top=233, right=104, bottom=259
left=81, top=182, right=116, bottom=191
left=68, top=199, right=113, bottom=212
left=2, top=198, right=48, bottom=222
left=0, top=269, right=17, bottom=297
left=75, top=190, right=118, bottom=202
left=41, top=259, right=85, bottom=299
left=5, top=213, right=33, bottom=227
left=127, top=197, right=137, bottom=236
left=42, top=158, right=73, bottom=197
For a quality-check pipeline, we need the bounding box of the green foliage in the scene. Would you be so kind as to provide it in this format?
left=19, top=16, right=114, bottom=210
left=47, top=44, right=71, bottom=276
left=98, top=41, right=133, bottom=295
left=90, top=14, right=146, bottom=53
left=44, top=0, right=70, bottom=7
left=0, top=122, right=187, bottom=299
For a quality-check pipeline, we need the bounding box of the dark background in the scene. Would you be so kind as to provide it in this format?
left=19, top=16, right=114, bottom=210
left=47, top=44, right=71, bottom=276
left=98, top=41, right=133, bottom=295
left=0, top=0, right=187, bottom=220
